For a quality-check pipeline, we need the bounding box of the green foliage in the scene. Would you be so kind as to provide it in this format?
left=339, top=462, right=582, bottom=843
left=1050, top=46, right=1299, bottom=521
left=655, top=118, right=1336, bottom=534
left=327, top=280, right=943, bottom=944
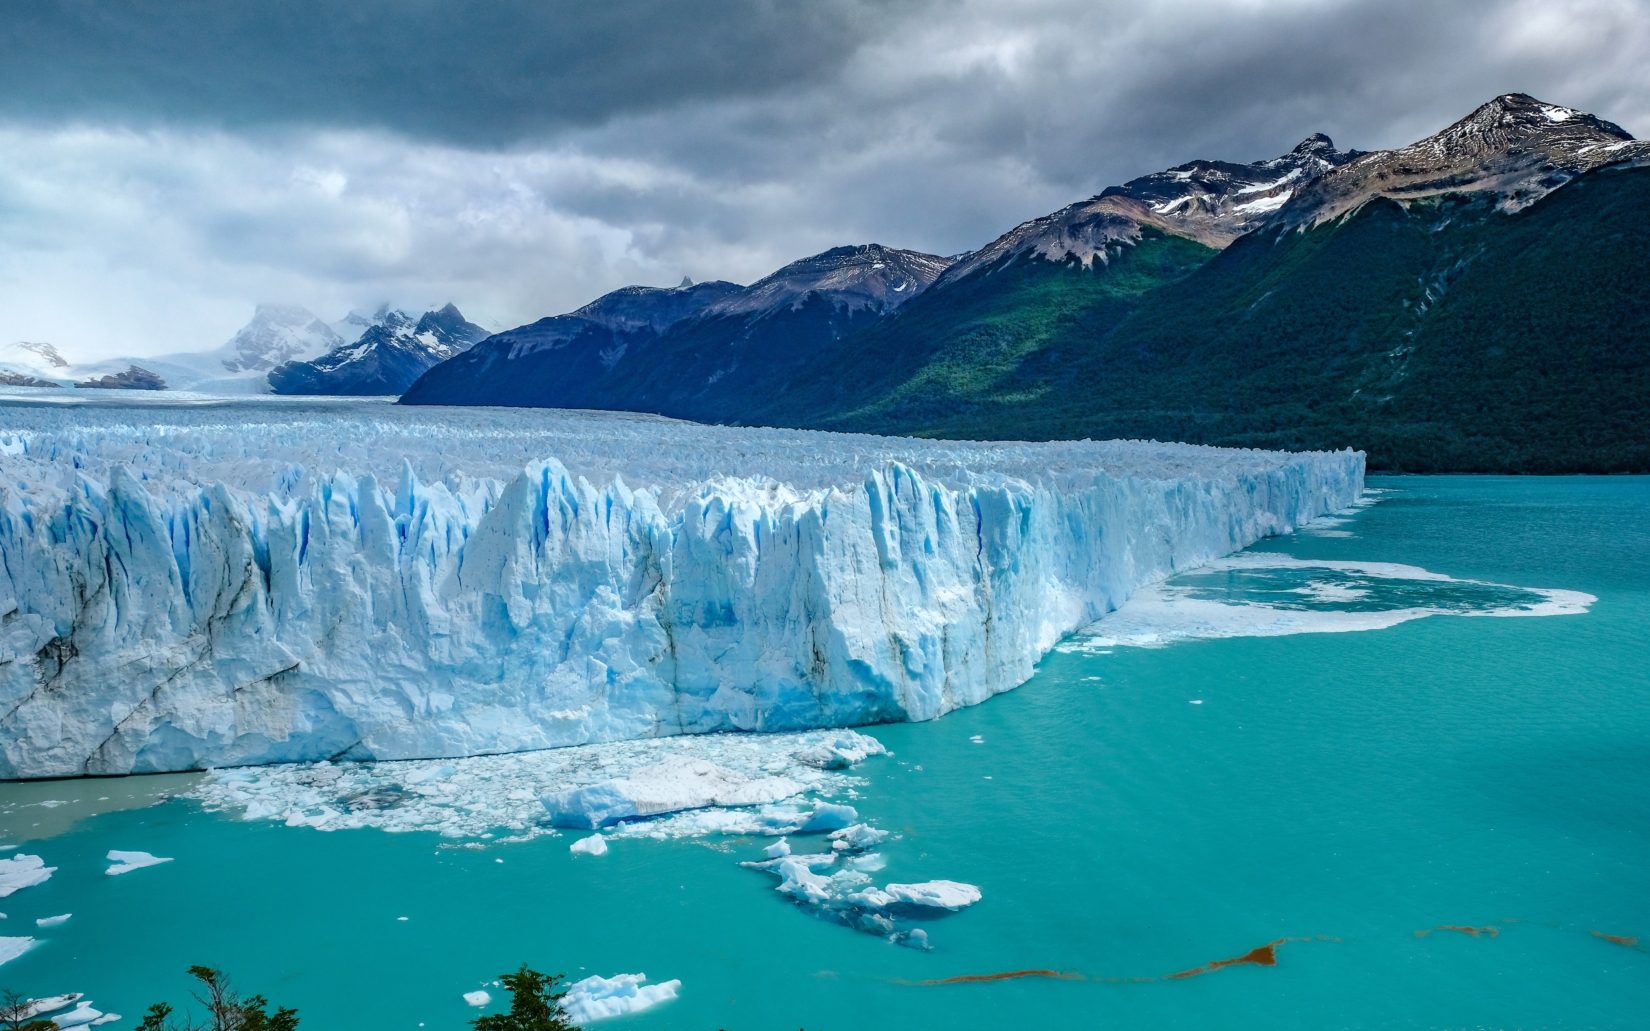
left=471, top=966, right=579, bottom=1031
left=753, top=231, right=1216, bottom=434
left=135, top=966, right=299, bottom=1031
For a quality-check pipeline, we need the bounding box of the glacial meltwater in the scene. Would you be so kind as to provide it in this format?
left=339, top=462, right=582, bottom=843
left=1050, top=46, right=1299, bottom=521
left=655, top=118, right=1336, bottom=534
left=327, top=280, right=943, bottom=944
left=3, top=476, right=1646, bottom=1028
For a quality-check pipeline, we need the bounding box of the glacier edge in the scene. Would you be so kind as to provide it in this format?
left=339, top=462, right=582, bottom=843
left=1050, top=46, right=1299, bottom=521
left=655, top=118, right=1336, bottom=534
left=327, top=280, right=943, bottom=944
left=0, top=403, right=1362, bottom=778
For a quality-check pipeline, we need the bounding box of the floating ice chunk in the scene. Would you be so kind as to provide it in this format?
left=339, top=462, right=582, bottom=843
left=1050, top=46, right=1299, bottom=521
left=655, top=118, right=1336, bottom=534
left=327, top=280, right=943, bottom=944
left=562, top=973, right=681, bottom=1024
left=882, top=880, right=982, bottom=911
left=969, top=734, right=984, bottom=744
left=542, top=758, right=805, bottom=829
left=462, top=990, right=491, bottom=1007
left=569, top=834, right=608, bottom=857
left=794, top=731, right=887, bottom=770
left=763, top=838, right=792, bottom=859
left=0, top=936, right=35, bottom=966
left=894, top=928, right=931, bottom=950
left=828, top=824, right=888, bottom=851
left=0, top=855, right=54, bottom=897
left=106, top=850, right=174, bottom=876
left=35, top=913, right=71, bottom=928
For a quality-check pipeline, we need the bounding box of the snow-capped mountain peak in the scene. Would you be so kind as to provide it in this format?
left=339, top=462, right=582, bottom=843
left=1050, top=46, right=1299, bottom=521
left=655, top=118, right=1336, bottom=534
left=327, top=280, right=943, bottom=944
left=14, top=341, right=68, bottom=369
left=707, top=244, right=953, bottom=316
left=220, top=304, right=342, bottom=373
left=1271, top=93, right=1650, bottom=228
left=939, top=136, right=1359, bottom=283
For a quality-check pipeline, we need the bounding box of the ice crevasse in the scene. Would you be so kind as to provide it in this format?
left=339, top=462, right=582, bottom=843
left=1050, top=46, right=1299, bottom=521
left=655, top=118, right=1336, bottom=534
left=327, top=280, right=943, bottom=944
left=0, top=401, right=1363, bottom=777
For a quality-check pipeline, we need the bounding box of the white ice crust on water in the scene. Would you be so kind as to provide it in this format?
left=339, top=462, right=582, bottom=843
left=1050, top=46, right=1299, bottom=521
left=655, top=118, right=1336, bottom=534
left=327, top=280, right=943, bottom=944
left=0, top=854, right=54, bottom=897
left=105, top=850, right=173, bottom=876
left=192, top=728, right=886, bottom=841
left=562, top=973, right=681, bottom=1024
left=0, top=935, right=34, bottom=966
left=0, top=399, right=1361, bottom=777
left=542, top=757, right=805, bottom=829
left=1062, top=553, right=1595, bottom=650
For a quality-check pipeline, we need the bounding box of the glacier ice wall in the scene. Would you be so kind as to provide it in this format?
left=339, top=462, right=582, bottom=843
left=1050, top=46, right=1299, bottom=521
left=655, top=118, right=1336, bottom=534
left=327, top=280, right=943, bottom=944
left=0, top=398, right=1363, bottom=777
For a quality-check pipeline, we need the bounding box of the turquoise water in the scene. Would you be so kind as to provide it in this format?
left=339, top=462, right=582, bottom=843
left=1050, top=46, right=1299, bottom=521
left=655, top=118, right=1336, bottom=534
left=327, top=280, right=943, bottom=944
left=3, top=476, right=1648, bottom=1028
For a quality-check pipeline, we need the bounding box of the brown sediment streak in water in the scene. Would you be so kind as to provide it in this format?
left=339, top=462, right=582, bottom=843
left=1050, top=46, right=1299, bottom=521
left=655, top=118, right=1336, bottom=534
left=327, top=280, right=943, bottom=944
left=1416, top=925, right=1499, bottom=939
left=1163, top=941, right=1281, bottom=980
left=1590, top=930, right=1641, bottom=949
left=908, top=935, right=1331, bottom=988
left=913, top=969, right=1084, bottom=986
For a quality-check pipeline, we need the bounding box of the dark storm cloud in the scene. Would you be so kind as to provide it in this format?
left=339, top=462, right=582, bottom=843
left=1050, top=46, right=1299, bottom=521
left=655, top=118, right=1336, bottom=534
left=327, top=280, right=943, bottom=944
left=3, top=0, right=1648, bottom=356
left=0, top=0, right=901, bottom=145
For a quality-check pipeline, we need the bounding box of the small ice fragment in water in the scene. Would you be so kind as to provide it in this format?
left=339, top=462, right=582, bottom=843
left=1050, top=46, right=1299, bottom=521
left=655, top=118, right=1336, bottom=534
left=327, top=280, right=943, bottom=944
left=35, top=913, right=70, bottom=928
left=570, top=835, right=608, bottom=857
left=105, top=850, right=172, bottom=876
left=462, top=990, right=491, bottom=1007
left=969, top=735, right=984, bottom=744
left=1189, top=699, right=1203, bottom=705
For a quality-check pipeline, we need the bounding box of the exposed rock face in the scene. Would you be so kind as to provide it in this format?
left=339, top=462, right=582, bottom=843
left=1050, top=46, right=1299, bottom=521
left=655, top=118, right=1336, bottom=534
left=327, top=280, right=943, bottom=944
left=938, top=135, right=1360, bottom=282
left=1271, top=93, right=1650, bottom=228
left=74, top=365, right=167, bottom=390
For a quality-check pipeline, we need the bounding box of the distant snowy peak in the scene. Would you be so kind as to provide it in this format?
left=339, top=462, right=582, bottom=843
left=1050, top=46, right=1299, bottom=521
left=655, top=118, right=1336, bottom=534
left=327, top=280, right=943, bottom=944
left=220, top=304, right=341, bottom=373
left=268, top=303, right=488, bottom=395
left=1273, top=93, right=1650, bottom=228
left=941, top=135, right=1359, bottom=282
left=13, top=341, right=68, bottom=369
left=708, top=244, right=954, bottom=316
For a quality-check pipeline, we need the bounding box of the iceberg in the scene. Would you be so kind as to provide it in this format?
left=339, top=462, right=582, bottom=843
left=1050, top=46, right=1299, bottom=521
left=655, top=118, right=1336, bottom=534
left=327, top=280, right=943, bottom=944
left=0, top=399, right=1362, bottom=777
left=562, top=973, right=680, bottom=1024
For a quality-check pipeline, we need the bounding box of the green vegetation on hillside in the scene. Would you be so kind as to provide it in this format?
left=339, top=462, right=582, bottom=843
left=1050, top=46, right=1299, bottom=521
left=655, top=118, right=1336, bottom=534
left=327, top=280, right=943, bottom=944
left=752, top=231, right=1216, bottom=434
left=796, top=165, right=1650, bottom=473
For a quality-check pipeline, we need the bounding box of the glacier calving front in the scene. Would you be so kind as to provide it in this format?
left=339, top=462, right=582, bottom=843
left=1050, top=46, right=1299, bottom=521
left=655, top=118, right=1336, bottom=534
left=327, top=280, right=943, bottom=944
left=0, top=397, right=1362, bottom=777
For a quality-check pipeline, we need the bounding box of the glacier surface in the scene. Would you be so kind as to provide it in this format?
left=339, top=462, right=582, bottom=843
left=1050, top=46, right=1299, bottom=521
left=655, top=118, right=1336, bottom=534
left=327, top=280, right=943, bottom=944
left=0, top=397, right=1362, bottom=777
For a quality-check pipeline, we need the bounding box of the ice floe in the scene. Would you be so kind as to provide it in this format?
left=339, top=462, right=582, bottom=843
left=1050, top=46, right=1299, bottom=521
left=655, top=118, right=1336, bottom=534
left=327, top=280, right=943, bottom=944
left=562, top=972, right=681, bottom=1024
left=34, top=912, right=70, bottom=928
left=106, top=850, right=174, bottom=876
left=0, top=854, right=53, bottom=897
left=0, top=936, right=34, bottom=966
left=1061, top=554, right=1594, bottom=650
left=462, top=990, right=491, bottom=1007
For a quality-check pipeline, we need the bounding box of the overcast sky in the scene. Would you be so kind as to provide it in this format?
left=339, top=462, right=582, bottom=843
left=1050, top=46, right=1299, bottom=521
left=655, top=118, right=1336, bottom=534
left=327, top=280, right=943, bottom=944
left=3, top=0, right=1647, bottom=357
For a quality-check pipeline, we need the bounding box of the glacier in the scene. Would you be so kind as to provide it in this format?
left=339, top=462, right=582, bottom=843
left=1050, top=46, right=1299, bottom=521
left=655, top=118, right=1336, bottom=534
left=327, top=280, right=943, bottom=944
left=0, top=397, right=1362, bottom=778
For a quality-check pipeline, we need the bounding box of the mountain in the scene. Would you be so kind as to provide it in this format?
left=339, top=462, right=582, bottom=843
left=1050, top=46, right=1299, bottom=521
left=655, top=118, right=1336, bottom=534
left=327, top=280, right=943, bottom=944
left=270, top=303, right=488, bottom=395
left=219, top=304, right=342, bottom=374
left=401, top=244, right=951, bottom=417
left=728, top=135, right=1358, bottom=432
left=794, top=94, right=1650, bottom=472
